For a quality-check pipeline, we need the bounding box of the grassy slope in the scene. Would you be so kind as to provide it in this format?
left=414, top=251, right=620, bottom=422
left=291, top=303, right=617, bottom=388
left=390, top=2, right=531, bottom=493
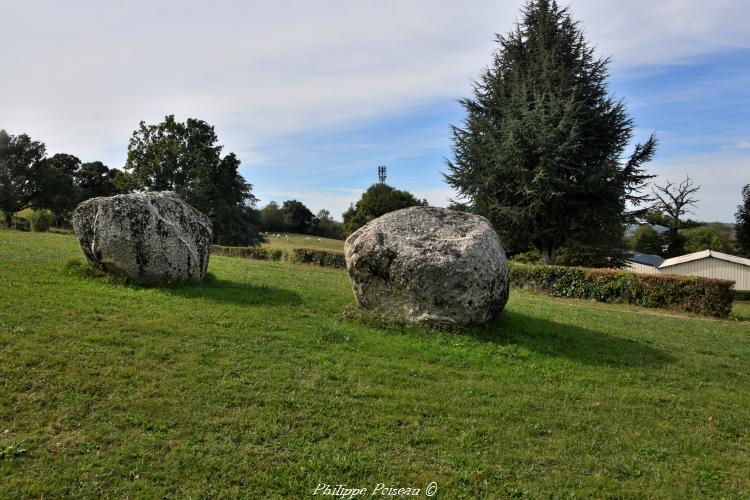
left=0, top=231, right=748, bottom=498
left=262, top=232, right=344, bottom=253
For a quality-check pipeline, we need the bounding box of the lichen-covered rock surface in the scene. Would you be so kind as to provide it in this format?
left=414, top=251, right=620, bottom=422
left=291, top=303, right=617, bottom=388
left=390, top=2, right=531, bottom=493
left=344, top=206, right=509, bottom=326
left=72, top=191, right=212, bottom=283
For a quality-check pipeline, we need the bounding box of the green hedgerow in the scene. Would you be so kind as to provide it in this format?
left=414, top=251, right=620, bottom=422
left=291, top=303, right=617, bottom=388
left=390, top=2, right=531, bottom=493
left=509, top=263, right=734, bottom=318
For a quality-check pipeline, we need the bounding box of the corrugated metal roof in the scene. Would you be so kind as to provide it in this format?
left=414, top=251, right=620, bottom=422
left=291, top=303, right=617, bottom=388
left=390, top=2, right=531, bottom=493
left=659, top=249, right=750, bottom=268
left=627, top=253, right=664, bottom=267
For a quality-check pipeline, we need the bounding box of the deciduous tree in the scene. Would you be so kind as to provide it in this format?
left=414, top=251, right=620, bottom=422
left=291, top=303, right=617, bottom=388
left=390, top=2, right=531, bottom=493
left=281, top=200, right=315, bottom=234
left=630, top=224, right=665, bottom=256
left=0, top=130, right=47, bottom=227
left=342, top=183, right=426, bottom=236
left=125, top=115, right=262, bottom=245
left=652, top=176, right=700, bottom=257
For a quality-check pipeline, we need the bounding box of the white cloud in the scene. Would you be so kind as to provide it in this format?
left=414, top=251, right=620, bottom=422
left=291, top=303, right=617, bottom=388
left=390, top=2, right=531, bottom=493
left=570, top=0, right=750, bottom=68
left=2, top=0, right=749, bottom=167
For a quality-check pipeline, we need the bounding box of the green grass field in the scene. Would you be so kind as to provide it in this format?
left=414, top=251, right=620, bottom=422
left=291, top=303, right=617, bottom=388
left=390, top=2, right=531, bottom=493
left=262, top=232, right=344, bottom=253
left=1, top=230, right=748, bottom=497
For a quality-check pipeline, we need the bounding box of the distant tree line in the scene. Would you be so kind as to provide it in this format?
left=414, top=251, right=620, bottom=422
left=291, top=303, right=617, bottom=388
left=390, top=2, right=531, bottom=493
left=257, top=182, right=427, bottom=239
left=259, top=200, right=344, bottom=239
left=0, top=129, right=126, bottom=228
left=1, top=118, right=267, bottom=246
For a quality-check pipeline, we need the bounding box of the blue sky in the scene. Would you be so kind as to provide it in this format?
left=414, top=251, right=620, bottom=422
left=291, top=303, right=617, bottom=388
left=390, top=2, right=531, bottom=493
left=2, top=0, right=748, bottom=221
left=249, top=47, right=750, bottom=221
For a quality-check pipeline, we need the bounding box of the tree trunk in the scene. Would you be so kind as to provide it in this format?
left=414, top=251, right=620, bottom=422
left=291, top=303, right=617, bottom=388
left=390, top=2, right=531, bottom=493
left=4, top=211, right=12, bottom=228
left=542, top=244, right=556, bottom=265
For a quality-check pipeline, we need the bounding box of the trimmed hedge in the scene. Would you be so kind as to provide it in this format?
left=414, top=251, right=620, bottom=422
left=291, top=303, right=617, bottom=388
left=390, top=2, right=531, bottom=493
left=211, top=245, right=345, bottom=269
left=509, top=263, right=735, bottom=318
left=288, top=248, right=346, bottom=269
left=212, top=245, right=283, bottom=261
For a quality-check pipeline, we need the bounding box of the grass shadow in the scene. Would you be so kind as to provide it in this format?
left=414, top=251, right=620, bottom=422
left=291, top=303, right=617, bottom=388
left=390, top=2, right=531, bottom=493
left=341, top=305, right=674, bottom=368
left=65, top=258, right=302, bottom=307
left=467, top=309, right=675, bottom=368
left=164, top=275, right=303, bottom=307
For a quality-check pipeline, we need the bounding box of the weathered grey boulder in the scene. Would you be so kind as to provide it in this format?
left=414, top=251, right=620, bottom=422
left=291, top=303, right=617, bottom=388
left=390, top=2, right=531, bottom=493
left=72, top=191, right=212, bottom=283
left=344, top=206, right=508, bottom=326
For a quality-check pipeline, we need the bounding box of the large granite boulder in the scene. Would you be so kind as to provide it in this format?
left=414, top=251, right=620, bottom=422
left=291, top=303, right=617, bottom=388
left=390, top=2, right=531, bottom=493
left=72, top=191, right=212, bottom=283
left=344, top=206, right=508, bottom=327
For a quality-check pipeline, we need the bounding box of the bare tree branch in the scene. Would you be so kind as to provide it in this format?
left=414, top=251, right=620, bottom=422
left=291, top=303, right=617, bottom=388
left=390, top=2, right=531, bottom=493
left=651, top=175, right=700, bottom=227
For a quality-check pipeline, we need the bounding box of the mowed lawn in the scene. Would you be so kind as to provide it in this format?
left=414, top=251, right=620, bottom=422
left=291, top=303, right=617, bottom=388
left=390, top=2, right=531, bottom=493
left=1, top=231, right=749, bottom=498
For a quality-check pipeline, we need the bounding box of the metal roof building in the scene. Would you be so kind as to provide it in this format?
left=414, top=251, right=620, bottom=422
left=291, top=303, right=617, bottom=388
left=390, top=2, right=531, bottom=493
left=625, top=250, right=750, bottom=291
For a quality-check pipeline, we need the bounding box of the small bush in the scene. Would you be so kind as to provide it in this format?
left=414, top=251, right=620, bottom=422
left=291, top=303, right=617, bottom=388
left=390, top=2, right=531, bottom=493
left=28, top=210, right=55, bottom=232
left=289, top=248, right=346, bottom=269
left=509, top=263, right=734, bottom=318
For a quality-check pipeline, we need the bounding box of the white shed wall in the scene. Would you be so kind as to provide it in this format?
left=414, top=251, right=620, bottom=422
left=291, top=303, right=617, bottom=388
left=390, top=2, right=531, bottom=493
left=660, top=257, right=750, bottom=291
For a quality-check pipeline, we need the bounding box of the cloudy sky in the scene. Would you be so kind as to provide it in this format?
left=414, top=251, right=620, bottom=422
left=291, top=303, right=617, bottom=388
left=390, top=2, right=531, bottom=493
left=2, top=0, right=748, bottom=221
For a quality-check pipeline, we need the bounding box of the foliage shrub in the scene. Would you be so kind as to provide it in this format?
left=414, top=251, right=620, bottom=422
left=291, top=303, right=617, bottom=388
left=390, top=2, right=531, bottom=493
left=509, top=263, right=734, bottom=318
left=28, top=210, right=55, bottom=232
left=288, top=248, right=346, bottom=269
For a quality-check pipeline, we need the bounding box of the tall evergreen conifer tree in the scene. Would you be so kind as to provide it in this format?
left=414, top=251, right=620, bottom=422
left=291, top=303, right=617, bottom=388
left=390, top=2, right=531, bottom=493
left=445, top=0, right=656, bottom=264
left=736, top=184, right=750, bottom=258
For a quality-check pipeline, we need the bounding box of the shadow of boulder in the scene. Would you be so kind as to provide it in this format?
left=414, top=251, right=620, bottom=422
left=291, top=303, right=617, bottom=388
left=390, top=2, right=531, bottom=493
left=465, top=310, right=675, bottom=368
left=163, top=275, right=303, bottom=307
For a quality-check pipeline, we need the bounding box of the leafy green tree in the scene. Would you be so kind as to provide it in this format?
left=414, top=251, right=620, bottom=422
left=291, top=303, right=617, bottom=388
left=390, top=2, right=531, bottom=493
left=0, top=130, right=47, bottom=227
left=630, top=224, right=665, bottom=255
left=342, top=183, right=427, bottom=236
left=125, top=115, right=262, bottom=245
left=75, top=161, right=119, bottom=202
left=682, top=224, right=736, bottom=254
left=444, top=0, right=656, bottom=264
left=736, top=184, right=750, bottom=257
left=34, top=153, right=80, bottom=223
left=312, top=209, right=344, bottom=239
left=652, top=176, right=700, bottom=257
left=281, top=200, right=315, bottom=234
left=644, top=208, right=672, bottom=228
left=111, top=169, right=138, bottom=194
left=260, top=201, right=286, bottom=232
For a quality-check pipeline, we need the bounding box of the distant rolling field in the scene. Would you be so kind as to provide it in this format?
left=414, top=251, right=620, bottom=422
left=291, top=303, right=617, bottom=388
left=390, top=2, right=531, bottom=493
left=261, top=232, right=344, bottom=252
